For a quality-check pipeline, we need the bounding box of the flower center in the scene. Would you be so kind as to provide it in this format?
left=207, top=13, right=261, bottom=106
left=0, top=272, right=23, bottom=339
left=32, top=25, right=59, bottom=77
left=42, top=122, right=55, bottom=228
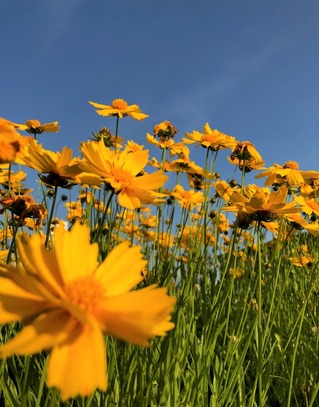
left=283, top=161, right=299, bottom=170
left=110, top=168, right=133, bottom=186
left=201, top=134, right=218, bottom=143
left=111, top=99, right=128, bottom=110
left=64, top=276, right=105, bottom=314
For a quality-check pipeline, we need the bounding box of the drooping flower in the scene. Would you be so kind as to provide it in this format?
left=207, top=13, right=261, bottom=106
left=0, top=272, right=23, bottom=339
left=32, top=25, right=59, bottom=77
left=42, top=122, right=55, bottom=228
left=0, top=118, right=31, bottom=164
left=183, top=123, right=237, bottom=151
left=0, top=193, right=47, bottom=226
left=228, top=141, right=265, bottom=172
left=171, top=184, right=204, bottom=210
left=255, top=161, right=305, bottom=187
left=74, top=140, right=168, bottom=210
left=89, top=99, right=148, bottom=120
left=0, top=222, right=175, bottom=400
left=16, top=139, right=80, bottom=188
left=12, top=119, right=60, bottom=135
left=223, top=185, right=299, bottom=230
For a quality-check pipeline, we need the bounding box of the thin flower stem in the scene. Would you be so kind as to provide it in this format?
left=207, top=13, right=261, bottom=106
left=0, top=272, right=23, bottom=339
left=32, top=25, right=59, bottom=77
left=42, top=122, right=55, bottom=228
left=257, top=222, right=263, bottom=406
left=92, top=189, right=115, bottom=244
left=45, top=185, right=58, bottom=248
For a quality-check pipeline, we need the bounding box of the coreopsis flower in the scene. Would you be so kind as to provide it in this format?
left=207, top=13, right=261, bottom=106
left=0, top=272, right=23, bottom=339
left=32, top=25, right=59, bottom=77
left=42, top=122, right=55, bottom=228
left=171, top=185, right=204, bottom=210
left=169, top=142, right=190, bottom=160
left=91, top=127, right=124, bottom=149
left=255, top=161, right=305, bottom=187
left=0, top=169, right=28, bottom=192
left=12, top=119, right=60, bottom=135
left=89, top=99, right=148, bottom=120
left=0, top=222, right=175, bottom=400
left=0, top=193, right=47, bottom=226
left=223, top=185, right=299, bottom=228
left=285, top=213, right=319, bottom=236
left=213, top=180, right=238, bottom=202
left=0, top=118, right=31, bottom=164
left=16, top=139, right=80, bottom=188
left=183, top=123, right=237, bottom=151
left=293, top=195, right=319, bottom=218
left=74, top=140, right=168, bottom=210
left=229, top=141, right=265, bottom=172
left=153, top=121, right=178, bottom=141
left=146, top=133, right=175, bottom=149
left=291, top=254, right=315, bottom=267
left=125, top=140, right=145, bottom=153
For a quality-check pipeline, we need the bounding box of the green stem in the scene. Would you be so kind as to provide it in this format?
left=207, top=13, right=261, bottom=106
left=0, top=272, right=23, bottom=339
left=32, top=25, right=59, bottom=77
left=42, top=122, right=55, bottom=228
left=45, top=186, right=58, bottom=248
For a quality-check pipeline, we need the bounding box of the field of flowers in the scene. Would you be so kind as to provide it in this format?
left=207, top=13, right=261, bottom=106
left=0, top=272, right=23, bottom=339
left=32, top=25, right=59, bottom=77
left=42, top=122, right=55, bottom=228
left=1, top=99, right=319, bottom=406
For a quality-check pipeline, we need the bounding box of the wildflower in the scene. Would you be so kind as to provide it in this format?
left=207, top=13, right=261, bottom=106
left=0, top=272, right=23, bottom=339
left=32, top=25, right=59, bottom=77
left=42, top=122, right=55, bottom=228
left=89, top=99, right=148, bottom=120
left=294, top=195, right=319, bottom=218
left=12, top=119, right=60, bottom=135
left=0, top=118, right=31, bottom=164
left=183, top=123, right=237, bottom=151
left=229, top=141, right=264, bottom=172
left=0, top=169, right=29, bottom=193
left=0, top=193, right=47, bottom=226
left=285, top=213, right=319, bottom=236
left=171, top=185, right=204, bottom=210
left=153, top=121, right=178, bottom=141
left=16, top=140, right=79, bottom=188
left=223, top=185, right=299, bottom=228
left=75, top=140, right=168, bottom=210
left=255, top=161, right=305, bottom=187
left=146, top=133, right=175, bottom=149
left=0, top=222, right=175, bottom=400
left=91, top=127, right=124, bottom=149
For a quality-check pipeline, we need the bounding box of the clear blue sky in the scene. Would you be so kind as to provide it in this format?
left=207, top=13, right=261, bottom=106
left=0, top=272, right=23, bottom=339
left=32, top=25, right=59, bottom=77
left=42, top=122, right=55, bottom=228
left=1, top=0, right=319, bottom=183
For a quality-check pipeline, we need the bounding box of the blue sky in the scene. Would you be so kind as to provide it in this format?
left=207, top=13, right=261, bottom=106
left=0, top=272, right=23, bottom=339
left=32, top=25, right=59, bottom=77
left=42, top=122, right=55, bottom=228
left=1, top=0, right=319, bottom=184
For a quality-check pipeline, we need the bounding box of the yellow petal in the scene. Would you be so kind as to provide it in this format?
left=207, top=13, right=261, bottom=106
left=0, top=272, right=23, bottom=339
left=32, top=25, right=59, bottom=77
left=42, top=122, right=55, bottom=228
left=47, top=319, right=107, bottom=400
left=99, top=286, right=175, bottom=346
left=0, top=310, right=75, bottom=358
left=95, top=242, right=146, bottom=296
left=17, top=233, right=65, bottom=297
left=0, top=278, right=50, bottom=324
left=54, top=222, right=99, bottom=282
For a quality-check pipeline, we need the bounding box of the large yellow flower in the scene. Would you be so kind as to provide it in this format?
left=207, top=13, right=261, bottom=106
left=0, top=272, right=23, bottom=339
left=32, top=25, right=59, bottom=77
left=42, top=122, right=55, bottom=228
left=255, top=161, right=305, bottom=187
left=16, top=139, right=80, bottom=187
left=12, top=119, right=60, bottom=135
left=183, top=123, right=237, bottom=150
left=0, top=118, right=31, bottom=164
left=0, top=223, right=175, bottom=400
left=75, top=140, right=168, bottom=209
left=89, top=99, right=148, bottom=120
left=223, top=185, right=299, bottom=228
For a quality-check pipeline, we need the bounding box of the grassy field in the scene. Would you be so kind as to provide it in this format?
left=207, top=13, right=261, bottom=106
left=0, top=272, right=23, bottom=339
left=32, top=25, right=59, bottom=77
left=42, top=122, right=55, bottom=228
left=1, top=110, right=319, bottom=406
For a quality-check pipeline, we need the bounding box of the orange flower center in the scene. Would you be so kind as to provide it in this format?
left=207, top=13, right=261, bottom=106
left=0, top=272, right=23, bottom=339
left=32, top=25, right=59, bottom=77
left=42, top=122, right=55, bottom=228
left=283, top=161, right=299, bottom=170
left=64, top=276, right=105, bottom=314
left=201, top=134, right=219, bottom=143
left=110, top=168, right=133, bottom=186
left=111, top=99, right=128, bottom=110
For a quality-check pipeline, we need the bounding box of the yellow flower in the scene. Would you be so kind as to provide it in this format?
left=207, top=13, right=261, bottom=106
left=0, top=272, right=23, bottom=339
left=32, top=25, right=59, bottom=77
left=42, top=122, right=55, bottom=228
left=153, top=121, right=178, bottom=141
left=12, top=119, right=60, bottom=135
left=0, top=118, right=31, bottom=164
left=0, top=223, right=175, bottom=400
left=183, top=123, right=237, bottom=151
left=171, top=185, right=204, bottom=210
left=76, top=140, right=168, bottom=210
left=89, top=99, right=148, bottom=120
left=0, top=193, right=47, bottom=226
left=229, top=141, right=265, bottom=172
left=16, top=140, right=80, bottom=188
left=146, top=133, right=175, bottom=149
left=255, top=161, right=305, bottom=187
left=223, top=185, right=299, bottom=228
